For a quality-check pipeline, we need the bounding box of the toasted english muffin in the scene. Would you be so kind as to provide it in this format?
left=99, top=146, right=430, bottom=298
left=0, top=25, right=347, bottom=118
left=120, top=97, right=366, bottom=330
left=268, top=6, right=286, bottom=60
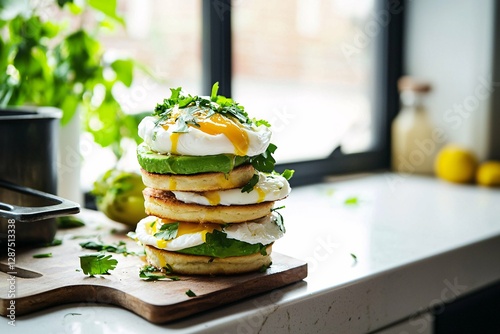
left=143, top=188, right=274, bottom=224
left=140, top=164, right=255, bottom=192
left=145, top=244, right=272, bottom=275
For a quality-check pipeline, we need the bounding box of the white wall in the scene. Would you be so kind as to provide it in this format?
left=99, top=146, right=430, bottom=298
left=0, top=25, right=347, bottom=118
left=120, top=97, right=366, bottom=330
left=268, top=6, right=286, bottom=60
left=404, top=0, right=495, bottom=160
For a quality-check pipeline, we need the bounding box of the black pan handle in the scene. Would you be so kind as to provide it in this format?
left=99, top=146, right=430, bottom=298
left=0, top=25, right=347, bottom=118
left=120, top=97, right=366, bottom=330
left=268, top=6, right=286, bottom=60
left=0, top=179, right=80, bottom=222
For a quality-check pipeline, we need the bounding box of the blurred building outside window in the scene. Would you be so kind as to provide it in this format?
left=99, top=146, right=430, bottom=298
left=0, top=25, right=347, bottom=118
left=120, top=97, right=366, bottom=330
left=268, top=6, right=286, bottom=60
left=81, top=0, right=378, bottom=189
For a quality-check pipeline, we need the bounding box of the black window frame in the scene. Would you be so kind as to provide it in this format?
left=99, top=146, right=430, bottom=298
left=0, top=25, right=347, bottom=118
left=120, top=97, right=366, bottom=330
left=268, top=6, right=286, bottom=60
left=202, top=0, right=405, bottom=186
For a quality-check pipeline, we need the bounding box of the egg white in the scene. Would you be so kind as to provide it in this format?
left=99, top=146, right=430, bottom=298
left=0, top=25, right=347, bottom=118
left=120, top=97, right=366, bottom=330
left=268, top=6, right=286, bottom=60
left=135, top=215, right=284, bottom=252
left=172, top=172, right=290, bottom=206
left=138, top=112, right=271, bottom=156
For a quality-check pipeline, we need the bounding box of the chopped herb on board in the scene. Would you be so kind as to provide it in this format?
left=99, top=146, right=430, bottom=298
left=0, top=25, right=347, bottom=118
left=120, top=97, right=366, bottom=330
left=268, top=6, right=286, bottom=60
left=185, top=289, right=196, bottom=297
left=139, top=265, right=180, bottom=281
left=79, top=253, right=118, bottom=276
left=33, top=253, right=52, bottom=258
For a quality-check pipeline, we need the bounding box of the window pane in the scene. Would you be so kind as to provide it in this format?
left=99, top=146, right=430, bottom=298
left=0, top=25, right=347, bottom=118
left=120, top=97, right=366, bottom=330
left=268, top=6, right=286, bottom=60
left=232, top=0, right=377, bottom=163
left=104, top=0, right=202, bottom=108
left=81, top=0, right=202, bottom=189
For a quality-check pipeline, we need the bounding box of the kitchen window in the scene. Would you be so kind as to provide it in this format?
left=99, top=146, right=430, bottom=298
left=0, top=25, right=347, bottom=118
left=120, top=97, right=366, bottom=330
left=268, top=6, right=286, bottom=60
left=90, top=0, right=403, bottom=187
left=203, top=0, right=404, bottom=185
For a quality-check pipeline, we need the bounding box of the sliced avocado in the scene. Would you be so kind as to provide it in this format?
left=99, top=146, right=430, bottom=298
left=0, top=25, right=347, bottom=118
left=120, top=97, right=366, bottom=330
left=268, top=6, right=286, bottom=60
left=137, top=143, right=250, bottom=175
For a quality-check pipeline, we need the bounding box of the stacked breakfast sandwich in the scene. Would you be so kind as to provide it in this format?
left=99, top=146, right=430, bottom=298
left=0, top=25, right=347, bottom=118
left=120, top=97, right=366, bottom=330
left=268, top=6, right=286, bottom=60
left=134, top=84, right=293, bottom=275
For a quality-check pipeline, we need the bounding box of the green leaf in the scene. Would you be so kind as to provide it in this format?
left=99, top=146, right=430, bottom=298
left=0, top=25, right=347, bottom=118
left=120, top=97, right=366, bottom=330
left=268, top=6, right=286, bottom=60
left=33, top=253, right=52, bottom=258
left=79, top=253, right=118, bottom=276
left=139, top=265, right=180, bottom=281
left=185, top=289, right=196, bottom=297
left=56, top=0, right=73, bottom=8
left=57, top=216, right=85, bottom=228
left=111, top=59, right=134, bottom=87
left=250, top=143, right=277, bottom=173
left=87, top=0, right=125, bottom=26
left=241, top=173, right=259, bottom=193
left=210, top=82, right=219, bottom=101
left=154, top=222, right=179, bottom=240
left=270, top=207, right=286, bottom=233
left=254, top=119, right=270, bottom=127
left=344, top=197, right=359, bottom=205
left=79, top=240, right=138, bottom=256
left=177, top=230, right=267, bottom=258
left=281, top=169, right=294, bottom=180
left=41, top=238, right=63, bottom=247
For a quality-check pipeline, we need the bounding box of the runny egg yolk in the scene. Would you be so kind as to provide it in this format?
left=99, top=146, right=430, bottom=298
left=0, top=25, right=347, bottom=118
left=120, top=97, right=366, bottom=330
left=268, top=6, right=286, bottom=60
left=170, top=132, right=181, bottom=154
left=158, top=112, right=250, bottom=155
left=203, top=191, right=221, bottom=205
left=177, top=222, right=220, bottom=242
left=255, top=186, right=266, bottom=203
left=150, top=219, right=220, bottom=247
left=196, top=114, right=249, bottom=156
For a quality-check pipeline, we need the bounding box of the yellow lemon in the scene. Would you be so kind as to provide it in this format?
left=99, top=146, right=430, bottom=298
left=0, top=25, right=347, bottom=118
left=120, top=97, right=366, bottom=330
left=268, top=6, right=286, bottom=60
left=476, top=161, right=500, bottom=187
left=434, top=144, right=478, bottom=183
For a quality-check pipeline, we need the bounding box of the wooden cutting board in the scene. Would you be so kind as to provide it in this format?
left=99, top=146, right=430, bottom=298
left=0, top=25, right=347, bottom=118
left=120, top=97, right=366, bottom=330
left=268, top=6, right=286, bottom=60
left=0, top=210, right=307, bottom=323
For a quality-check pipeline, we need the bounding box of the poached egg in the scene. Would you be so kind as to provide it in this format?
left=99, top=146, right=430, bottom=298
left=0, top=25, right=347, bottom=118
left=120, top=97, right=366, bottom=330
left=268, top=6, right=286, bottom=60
left=135, top=214, right=284, bottom=251
left=138, top=107, right=272, bottom=157
left=172, top=172, right=290, bottom=206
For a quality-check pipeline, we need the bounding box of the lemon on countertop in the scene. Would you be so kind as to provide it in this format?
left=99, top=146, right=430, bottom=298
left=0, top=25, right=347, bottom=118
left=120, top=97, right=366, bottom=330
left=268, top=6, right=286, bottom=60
left=476, top=161, right=500, bottom=187
left=434, top=144, right=478, bottom=183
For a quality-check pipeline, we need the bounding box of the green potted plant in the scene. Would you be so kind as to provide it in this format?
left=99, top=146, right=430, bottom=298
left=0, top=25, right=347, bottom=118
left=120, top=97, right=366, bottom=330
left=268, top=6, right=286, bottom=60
left=0, top=0, right=149, bottom=223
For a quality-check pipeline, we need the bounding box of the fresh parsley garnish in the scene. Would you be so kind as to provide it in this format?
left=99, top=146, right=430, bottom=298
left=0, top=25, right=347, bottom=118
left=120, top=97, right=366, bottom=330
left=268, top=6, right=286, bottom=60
left=241, top=173, right=260, bottom=193
left=281, top=169, right=295, bottom=180
left=153, top=82, right=269, bottom=133
left=259, top=262, right=272, bottom=272
left=250, top=143, right=277, bottom=173
left=79, top=253, right=118, bottom=276
left=185, top=289, right=196, bottom=297
left=139, top=265, right=180, bottom=281
left=154, top=222, right=179, bottom=240
left=33, top=253, right=52, bottom=258
left=163, top=263, right=174, bottom=274
left=271, top=206, right=286, bottom=233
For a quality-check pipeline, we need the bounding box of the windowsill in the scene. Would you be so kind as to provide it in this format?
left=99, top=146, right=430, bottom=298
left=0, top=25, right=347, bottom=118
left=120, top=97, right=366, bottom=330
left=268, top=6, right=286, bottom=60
left=6, top=172, right=500, bottom=333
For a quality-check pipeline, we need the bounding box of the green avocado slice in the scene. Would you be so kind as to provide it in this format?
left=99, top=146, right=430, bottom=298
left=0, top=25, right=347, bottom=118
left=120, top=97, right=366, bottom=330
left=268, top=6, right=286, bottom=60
left=137, top=143, right=250, bottom=175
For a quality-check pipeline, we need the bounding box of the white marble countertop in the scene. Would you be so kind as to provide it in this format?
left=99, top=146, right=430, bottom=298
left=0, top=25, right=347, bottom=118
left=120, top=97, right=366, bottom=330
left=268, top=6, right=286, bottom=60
left=3, top=173, right=500, bottom=333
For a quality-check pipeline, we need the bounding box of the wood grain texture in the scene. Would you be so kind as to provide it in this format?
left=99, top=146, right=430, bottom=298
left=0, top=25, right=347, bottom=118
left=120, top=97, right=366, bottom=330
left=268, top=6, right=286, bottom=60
left=0, top=210, right=307, bottom=323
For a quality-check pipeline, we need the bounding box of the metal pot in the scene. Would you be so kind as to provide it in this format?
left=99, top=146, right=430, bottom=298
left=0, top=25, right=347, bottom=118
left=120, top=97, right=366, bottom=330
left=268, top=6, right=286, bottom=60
left=0, top=107, right=80, bottom=246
